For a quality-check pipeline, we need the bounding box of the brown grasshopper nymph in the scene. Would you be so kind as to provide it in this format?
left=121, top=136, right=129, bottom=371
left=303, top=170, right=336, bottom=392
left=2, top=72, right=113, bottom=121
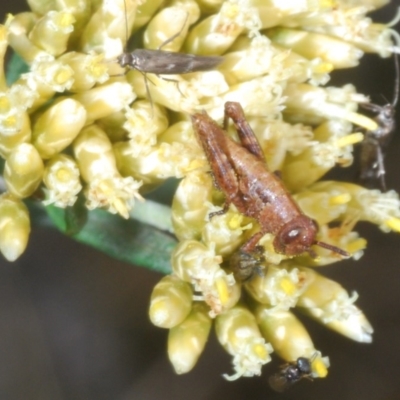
left=191, top=102, right=348, bottom=279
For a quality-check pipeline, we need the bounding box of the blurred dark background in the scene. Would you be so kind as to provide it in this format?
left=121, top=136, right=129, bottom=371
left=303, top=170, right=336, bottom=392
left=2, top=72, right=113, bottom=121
left=1, top=1, right=400, bottom=399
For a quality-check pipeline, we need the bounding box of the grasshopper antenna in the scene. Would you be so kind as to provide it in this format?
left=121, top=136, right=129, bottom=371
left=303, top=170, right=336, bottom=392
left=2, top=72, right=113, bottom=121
left=314, top=241, right=349, bottom=257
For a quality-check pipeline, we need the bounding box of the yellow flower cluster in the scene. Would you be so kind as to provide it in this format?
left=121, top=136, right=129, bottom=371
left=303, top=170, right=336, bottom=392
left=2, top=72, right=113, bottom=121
left=0, top=0, right=398, bottom=386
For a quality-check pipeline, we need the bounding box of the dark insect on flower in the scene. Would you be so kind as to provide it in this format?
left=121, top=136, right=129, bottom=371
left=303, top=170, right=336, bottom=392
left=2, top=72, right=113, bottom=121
left=117, top=48, right=223, bottom=75
left=359, top=54, right=399, bottom=191
left=192, top=102, right=349, bottom=281
left=268, top=356, right=313, bottom=392
left=229, top=245, right=265, bottom=282
left=117, top=4, right=223, bottom=106
left=117, top=5, right=223, bottom=76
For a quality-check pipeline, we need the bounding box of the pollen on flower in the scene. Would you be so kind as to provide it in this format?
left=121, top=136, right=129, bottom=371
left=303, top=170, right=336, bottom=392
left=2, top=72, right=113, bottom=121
left=29, top=58, right=75, bottom=92
left=43, top=155, right=82, bottom=207
left=245, top=266, right=305, bottom=311
left=320, top=291, right=360, bottom=323
left=220, top=0, right=261, bottom=37
left=356, top=189, right=400, bottom=232
left=224, top=338, right=273, bottom=381
left=311, top=354, right=330, bottom=378
left=85, top=174, right=143, bottom=219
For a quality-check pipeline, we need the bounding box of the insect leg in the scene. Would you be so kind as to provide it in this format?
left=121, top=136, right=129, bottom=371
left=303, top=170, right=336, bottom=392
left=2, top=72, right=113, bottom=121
left=223, top=102, right=266, bottom=162
left=191, top=112, right=243, bottom=215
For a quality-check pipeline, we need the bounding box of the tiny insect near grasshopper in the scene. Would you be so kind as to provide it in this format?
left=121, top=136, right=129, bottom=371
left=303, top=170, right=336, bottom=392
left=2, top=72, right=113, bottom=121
left=358, top=54, right=399, bottom=191
left=191, top=102, right=348, bottom=281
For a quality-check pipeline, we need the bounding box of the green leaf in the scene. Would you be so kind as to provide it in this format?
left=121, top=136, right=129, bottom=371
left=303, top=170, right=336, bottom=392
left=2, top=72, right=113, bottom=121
left=7, top=53, right=30, bottom=85
left=45, top=200, right=176, bottom=275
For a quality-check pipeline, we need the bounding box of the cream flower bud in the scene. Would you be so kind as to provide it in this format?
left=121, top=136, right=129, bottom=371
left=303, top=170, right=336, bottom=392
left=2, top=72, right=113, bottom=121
left=254, top=307, right=316, bottom=361
left=149, top=275, right=193, bottom=329
left=184, top=0, right=261, bottom=55
left=27, top=0, right=56, bottom=15
left=115, top=118, right=206, bottom=186
left=248, top=116, right=314, bottom=172
left=171, top=240, right=237, bottom=316
left=113, top=141, right=164, bottom=188
left=283, top=83, right=377, bottom=130
left=73, top=124, right=143, bottom=218
left=296, top=268, right=373, bottom=343
left=266, top=28, right=363, bottom=68
left=202, top=204, right=252, bottom=257
left=123, top=100, right=169, bottom=157
left=206, top=74, right=284, bottom=121
left=282, top=119, right=358, bottom=192
left=245, top=266, right=308, bottom=311
left=80, top=0, right=137, bottom=59
left=43, top=154, right=82, bottom=207
left=168, top=303, right=212, bottom=374
left=6, top=12, right=48, bottom=63
left=28, top=11, right=76, bottom=56
left=0, top=193, right=30, bottom=261
left=215, top=305, right=273, bottom=380
left=132, top=0, right=165, bottom=31
left=58, top=52, right=109, bottom=92
left=143, top=5, right=198, bottom=51
left=0, top=25, right=8, bottom=91
left=33, top=98, right=87, bottom=159
left=127, top=71, right=198, bottom=114
left=219, top=36, right=280, bottom=85
left=29, top=57, right=75, bottom=93
left=71, top=81, right=136, bottom=125
left=305, top=181, right=400, bottom=233
left=4, top=143, right=44, bottom=198
left=171, top=171, right=213, bottom=241
left=0, top=111, right=31, bottom=158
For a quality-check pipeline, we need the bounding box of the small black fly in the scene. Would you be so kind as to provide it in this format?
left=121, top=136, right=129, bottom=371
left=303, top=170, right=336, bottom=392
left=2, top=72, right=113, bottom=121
left=359, top=54, right=399, bottom=191
left=268, top=356, right=314, bottom=392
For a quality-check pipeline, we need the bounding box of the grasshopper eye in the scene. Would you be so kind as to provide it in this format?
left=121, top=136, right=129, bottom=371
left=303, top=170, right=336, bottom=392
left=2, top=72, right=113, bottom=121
left=286, top=228, right=300, bottom=240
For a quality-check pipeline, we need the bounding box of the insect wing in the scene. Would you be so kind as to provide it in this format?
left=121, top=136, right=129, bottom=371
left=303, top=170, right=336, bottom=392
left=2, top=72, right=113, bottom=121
left=268, top=372, right=293, bottom=392
left=131, top=49, right=223, bottom=74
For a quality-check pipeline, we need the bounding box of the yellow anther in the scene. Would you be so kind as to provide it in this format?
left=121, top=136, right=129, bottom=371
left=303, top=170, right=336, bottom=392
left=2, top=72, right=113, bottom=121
left=319, top=0, right=336, bottom=8
left=215, top=277, right=230, bottom=306
left=98, top=180, right=113, bottom=195
left=312, top=62, right=333, bottom=74
left=3, top=115, right=17, bottom=128
left=0, top=25, right=7, bottom=41
left=336, top=132, right=364, bottom=148
left=329, top=193, right=351, bottom=205
left=0, top=96, right=11, bottom=113
left=253, top=343, right=268, bottom=360
left=228, top=213, right=243, bottom=230
left=384, top=217, right=400, bottom=232
left=312, top=358, right=328, bottom=378
left=279, top=277, right=296, bottom=296
left=347, top=238, right=367, bottom=253
left=55, top=69, right=73, bottom=84
left=113, top=197, right=129, bottom=219
left=56, top=167, right=72, bottom=182
left=224, top=4, right=239, bottom=19
left=57, top=13, right=75, bottom=28
left=346, top=112, right=378, bottom=131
